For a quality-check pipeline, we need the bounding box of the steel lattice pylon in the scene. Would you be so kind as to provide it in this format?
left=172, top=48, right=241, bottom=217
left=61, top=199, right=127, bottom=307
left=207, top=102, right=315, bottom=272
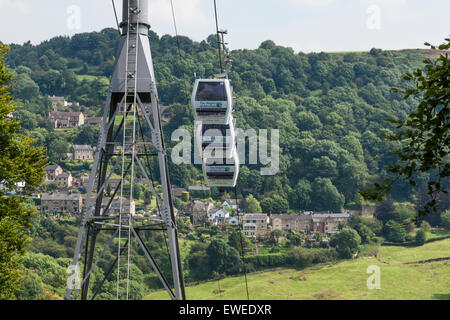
left=65, top=0, right=185, bottom=300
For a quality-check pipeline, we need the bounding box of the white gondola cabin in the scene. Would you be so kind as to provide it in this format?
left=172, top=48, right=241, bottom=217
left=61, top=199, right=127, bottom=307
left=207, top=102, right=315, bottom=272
left=192, top=79, right=233, bottom=124
left=195, top=119, right=236, bottom=159
left=202, top=149, right=239, bottom=187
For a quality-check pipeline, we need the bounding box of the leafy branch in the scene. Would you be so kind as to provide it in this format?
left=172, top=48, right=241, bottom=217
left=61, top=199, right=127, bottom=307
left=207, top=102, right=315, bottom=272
left=361, top=37, right=450, bottom=220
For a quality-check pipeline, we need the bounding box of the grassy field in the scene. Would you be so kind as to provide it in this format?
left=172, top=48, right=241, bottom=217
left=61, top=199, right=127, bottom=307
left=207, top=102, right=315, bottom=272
left=144, top=236, right=450, bottom=300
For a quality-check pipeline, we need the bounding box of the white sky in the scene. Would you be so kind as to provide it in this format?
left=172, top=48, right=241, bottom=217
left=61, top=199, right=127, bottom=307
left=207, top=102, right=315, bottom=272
left=0, top=0, right=449, bottom=52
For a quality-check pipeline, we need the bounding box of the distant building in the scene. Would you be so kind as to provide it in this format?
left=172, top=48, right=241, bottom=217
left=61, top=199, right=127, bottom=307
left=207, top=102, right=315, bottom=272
left=185, top=200, right=215, bottom=225
left=311, top=213, right=350, bottom=235
left=0, top=180, right=26, bottom=193
left=55, top=172, right=73, bottom=188
left=71, top=145, right=94, bottom=161
left=83, top=198, right=136, bottom=216
left=188, top=186, right=211, bottom=192
left=85, top=117, right=102, bottom=126
left=222, top=199, right=245, bottom=212
left=271, top=213, right=311, bottom=233
left=41, top=193, right=82, bottom=215
left=207, top=208, right=230, bottom=225
left=49, top=95, right=80, bottom=111
left=44, top=165, right=64, bottom=182
left=48, top=111, right=85, bottom=128
left=49, top=95, right=65, bottom=111
left=242, top=213, right=269, bottom=238
left=172, top=187, right=187, bottom=197
left=270, top=212, right=350, bottom=236
left=108, top=199, right=136, bottom=216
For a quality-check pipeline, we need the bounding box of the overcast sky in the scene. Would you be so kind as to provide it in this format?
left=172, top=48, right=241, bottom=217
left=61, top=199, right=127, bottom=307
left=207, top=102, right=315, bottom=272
left=0, top=0, right=449, bottom=53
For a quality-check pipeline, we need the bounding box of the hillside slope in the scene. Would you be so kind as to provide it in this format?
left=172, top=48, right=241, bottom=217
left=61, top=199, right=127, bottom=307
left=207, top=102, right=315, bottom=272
left=5, top=29, right=446, bottom=212
left=144, top=237, right=450, bottom=300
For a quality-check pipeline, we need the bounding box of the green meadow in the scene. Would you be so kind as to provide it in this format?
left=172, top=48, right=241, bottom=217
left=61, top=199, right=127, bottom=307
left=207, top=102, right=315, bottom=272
left=144, top=237, right=450, bottom=300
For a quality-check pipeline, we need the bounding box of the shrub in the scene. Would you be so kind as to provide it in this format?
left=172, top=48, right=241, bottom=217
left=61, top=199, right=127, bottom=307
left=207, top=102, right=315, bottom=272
left=415, top=229, right=427, bottom=245
left=329, top=228, right=361, bottom=259
left=420, top=221, right=431, bottom=232
left=244, top=253, right=288, bottom=268
left=384, top=220, right=407, bottom=242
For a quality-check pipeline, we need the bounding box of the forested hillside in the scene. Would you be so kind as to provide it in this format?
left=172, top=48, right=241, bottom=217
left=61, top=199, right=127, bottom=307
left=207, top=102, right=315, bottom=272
left=4, top=28, right=441, bottom=212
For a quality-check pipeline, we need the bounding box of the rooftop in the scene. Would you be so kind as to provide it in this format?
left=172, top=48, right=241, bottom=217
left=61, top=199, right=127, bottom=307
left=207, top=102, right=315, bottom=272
left=45, top=164, right=62, bottom=171
left=243, top=213, right=268, bottom=219
left=72, top=145, right=93, bottom=151
left=42, top=193, right=81, bottom=201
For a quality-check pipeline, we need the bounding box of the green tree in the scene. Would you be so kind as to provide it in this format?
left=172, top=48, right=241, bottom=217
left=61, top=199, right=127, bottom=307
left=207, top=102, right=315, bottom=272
left=310, top=178, right=345, bottom=212
left=270, top=229, right=284, bottom=244
left=244, top=194, right=262, bottom=213
left=15, top=270, right=46, bottom=300
left=329, top=227, right=361, bottom=258
left=260, top=194, right=289, bottom=213
left=228, top=229, right=252, bottom=254
left=374, top=197, right=396, bottom=224
left=206, top=239, right=242, bottom=276
left=74, top=125, right=99, bottom=146
left=415, top=229, right=427, bottom=246
left=384, top=220, right=407, bottom=242
left=362, top=38, right=450, bottom=219
left=356, top=224, right=375, bottom=244
left=0, top=44, right=47, bottom=299
left=186, top=243, right=210, bottom=281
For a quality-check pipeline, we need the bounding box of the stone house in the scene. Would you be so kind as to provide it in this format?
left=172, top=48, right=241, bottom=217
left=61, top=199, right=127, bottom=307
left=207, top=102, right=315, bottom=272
left=44, top=165, right=64, bottom=182
left=207, top=208, right=230, bottom=225
left=270, top=212, right=350, bottom=236
left=222, top=199, right=245, bottom=212
left=55, top=172, right=73, bottom=188
left=49, top=95, right=80, bottom=111
left=71, top=145, right=94, bottom=161
left=41, top=193, right=82, bottom=215
left=49, top=95, right=65, bottom=111
left=85, top=117, right=102, bottom=126
left=271, top=213, right=311, bottom=233
left=82, top=198, right=136, bottom=216
left=185, top=200, right=214, bottom=225
left=48, top=111, right=85, bottom=128
left=242, top=213, right=269, bottom=238
left=311, top=213, right=350, bottom=235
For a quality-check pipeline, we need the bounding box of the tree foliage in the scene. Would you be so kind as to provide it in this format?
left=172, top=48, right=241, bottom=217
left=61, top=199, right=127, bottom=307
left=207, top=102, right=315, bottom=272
left=362, top=38, right=450, bottom=220
left=0, top=44, right=47, bottom=299
left=329, top=227, right=361, bottom=258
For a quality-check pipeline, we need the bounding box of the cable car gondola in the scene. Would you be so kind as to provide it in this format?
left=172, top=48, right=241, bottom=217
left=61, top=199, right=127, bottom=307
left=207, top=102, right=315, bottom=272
left=192, top=78, right=233, bottom=124
left=195, top=119, right=236, bottom=159
left=202, top=149, right=239, bottom=187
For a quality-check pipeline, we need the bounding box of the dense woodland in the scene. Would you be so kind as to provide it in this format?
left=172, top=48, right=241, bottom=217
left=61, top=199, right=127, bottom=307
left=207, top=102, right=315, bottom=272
left=2, top=29, right=450, bottom=299
left=6, top=28, right=448, bottom=214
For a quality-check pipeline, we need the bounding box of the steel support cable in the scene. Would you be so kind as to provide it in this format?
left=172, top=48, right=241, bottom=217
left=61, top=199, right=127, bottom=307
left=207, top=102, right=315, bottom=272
left=126, top=0, right=142, bottom=300
left=111, top=0, right=121, bottom=33
left=234, top=186, right=250, bottom=300
left=170, top=0, right=193, bottom=107
left=72, top=228, right=120, bottom=300
left=213, top=0, right=224, bottom=73
left=92, top=239, right=130, bottom=301
left=117, top=0, right=133, bottom=299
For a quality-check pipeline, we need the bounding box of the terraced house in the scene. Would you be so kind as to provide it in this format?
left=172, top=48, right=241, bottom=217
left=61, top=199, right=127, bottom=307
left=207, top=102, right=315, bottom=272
left=242, top=214, right=269, bottom=238
left=48, top=111, right=85, bottom=128
left=71, top=145, right=94, bottom=161
left=41, top=193, right=82, bottom=215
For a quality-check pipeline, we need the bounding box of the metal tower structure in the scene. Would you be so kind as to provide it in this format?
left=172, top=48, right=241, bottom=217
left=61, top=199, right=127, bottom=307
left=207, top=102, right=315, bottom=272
left=66, top=0, right=185, bottom=300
